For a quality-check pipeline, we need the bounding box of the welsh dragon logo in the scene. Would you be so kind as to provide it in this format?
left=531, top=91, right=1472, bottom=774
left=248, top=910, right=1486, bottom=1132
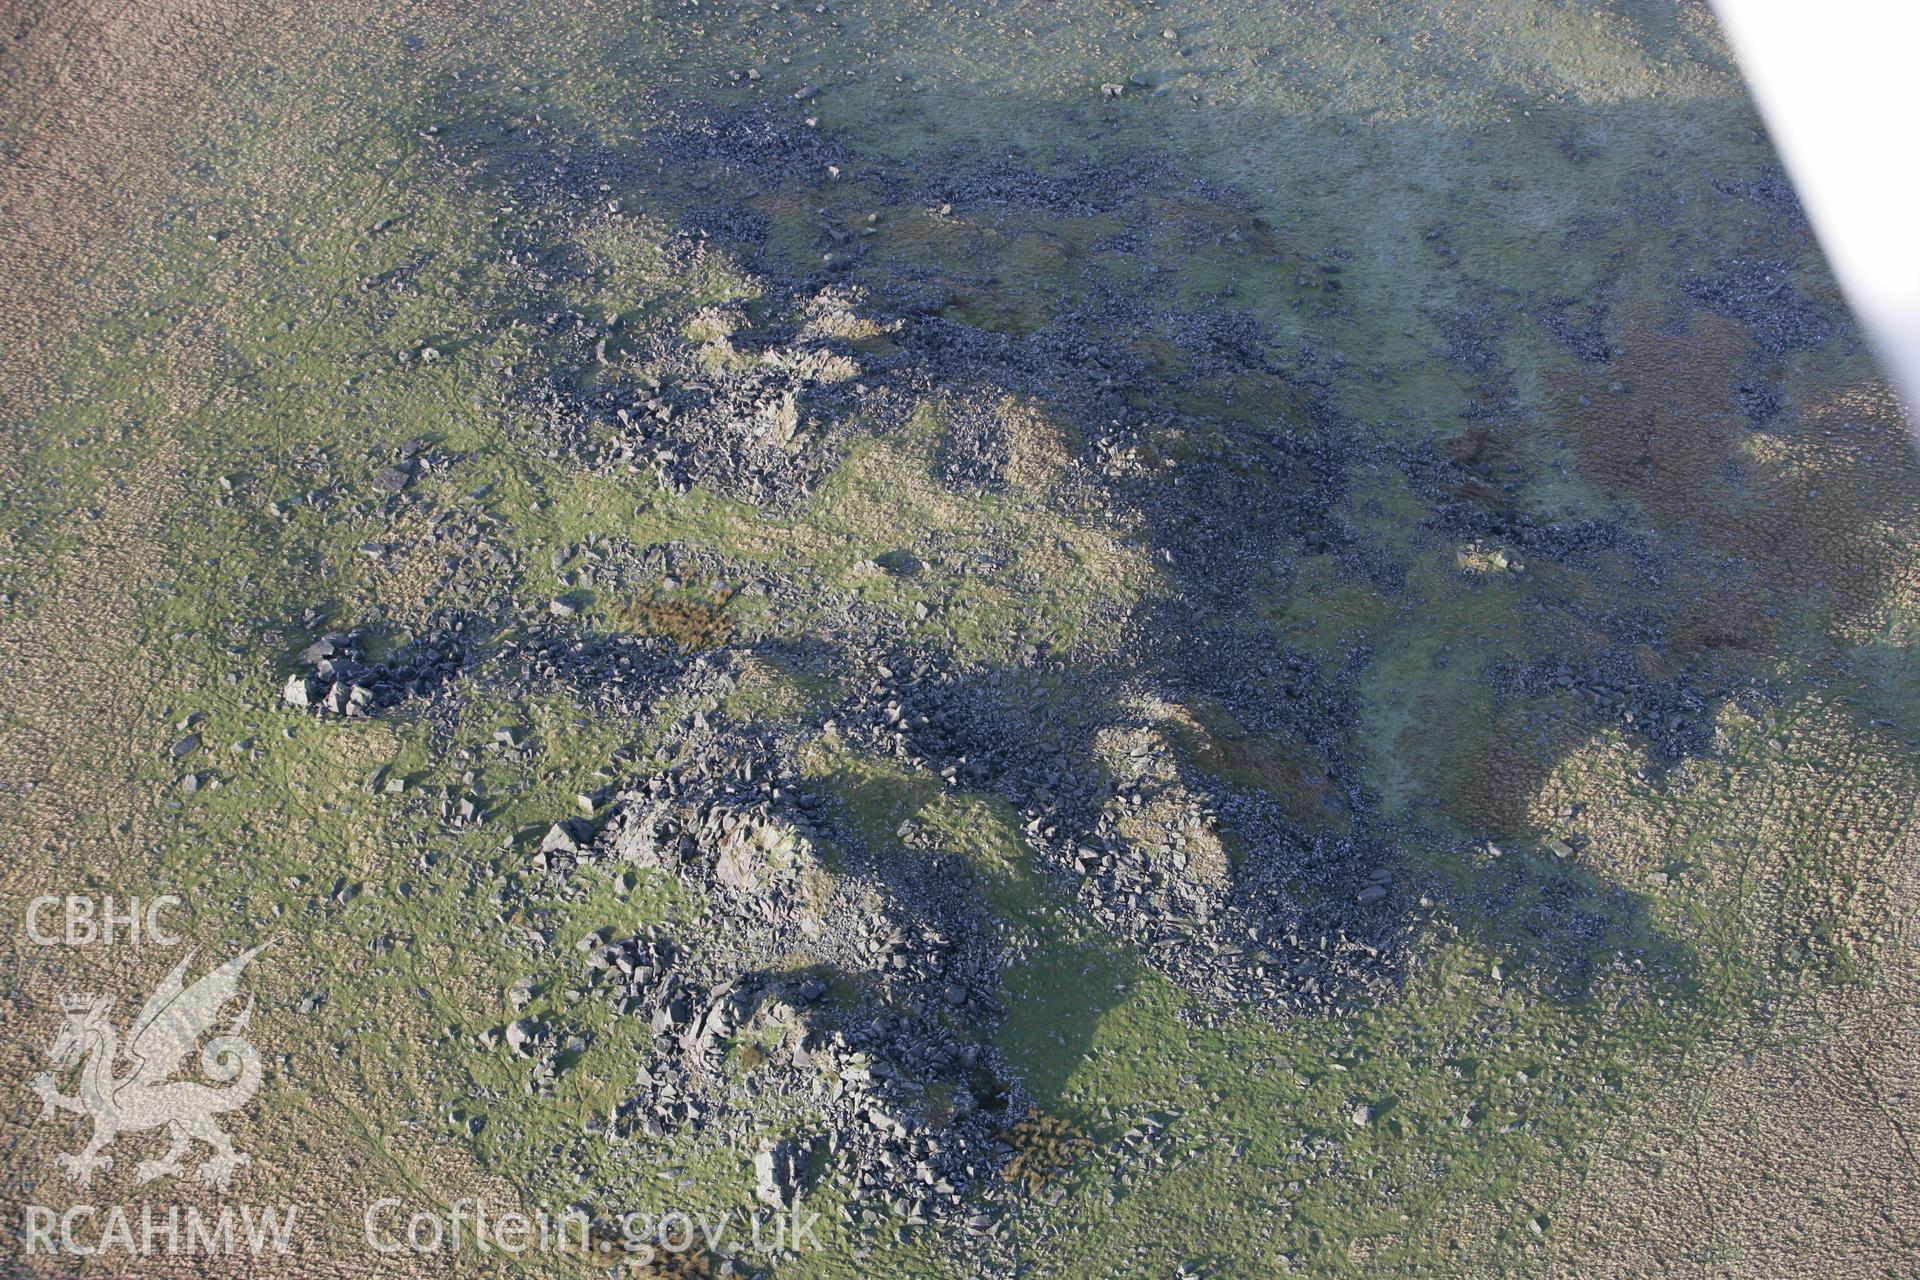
left=30, top=946, right=264, bottom=1189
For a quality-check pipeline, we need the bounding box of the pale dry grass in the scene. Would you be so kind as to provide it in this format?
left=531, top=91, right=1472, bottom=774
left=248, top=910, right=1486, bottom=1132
left=0, top=3, right=511, bottom=1274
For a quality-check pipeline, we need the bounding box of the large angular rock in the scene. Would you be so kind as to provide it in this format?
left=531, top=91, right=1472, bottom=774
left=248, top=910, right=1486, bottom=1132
left=541, top=818, right=594, bottom=857
left=281, top=674, right=319, bottom=708
left=754, top=1138, right=808, bottom=1209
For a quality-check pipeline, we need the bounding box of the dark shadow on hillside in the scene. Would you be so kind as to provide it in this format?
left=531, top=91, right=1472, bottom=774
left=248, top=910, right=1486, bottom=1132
left=383, top=73, right=1916, bottom=1061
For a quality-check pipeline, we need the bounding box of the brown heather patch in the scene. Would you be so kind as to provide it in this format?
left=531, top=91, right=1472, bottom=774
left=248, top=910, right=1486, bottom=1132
left=942, top=282, right=1048, bottom=337
left=1548, top=311, right=1920, bottom=663
left=1143, top=194, right=1287, bottom=258
left=1121, top=331, right=1190, bottom=382
left=1000, top=1108, right=1093, bottom=1195
left=1434, top=693, right=1596, bottom=836
left=1169, top=700, right=1349, bottom=831
left=1548, top=310, right=1753, bottom=530
left=625, top=1232, right=716, bottom=1279
left=618, top=587, right=737, bottom=651
left=845, top=205, right=1121, bottom=336
left=1438, top=419, right=1526, bottom=512
left=1174, top=367, right=1316, bottom=433
left=1440, top=419, right=1522, bottom=473
left=873, top=204, right=973, bottom=260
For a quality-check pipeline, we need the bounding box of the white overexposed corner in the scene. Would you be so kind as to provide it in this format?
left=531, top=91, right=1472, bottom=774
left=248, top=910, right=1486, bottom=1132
left=1710, top=1, right=1920, bottom=414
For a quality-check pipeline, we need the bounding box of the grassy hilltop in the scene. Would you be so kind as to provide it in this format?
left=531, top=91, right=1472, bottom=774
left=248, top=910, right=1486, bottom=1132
left=3, top=3, right=1917, bottom=1277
